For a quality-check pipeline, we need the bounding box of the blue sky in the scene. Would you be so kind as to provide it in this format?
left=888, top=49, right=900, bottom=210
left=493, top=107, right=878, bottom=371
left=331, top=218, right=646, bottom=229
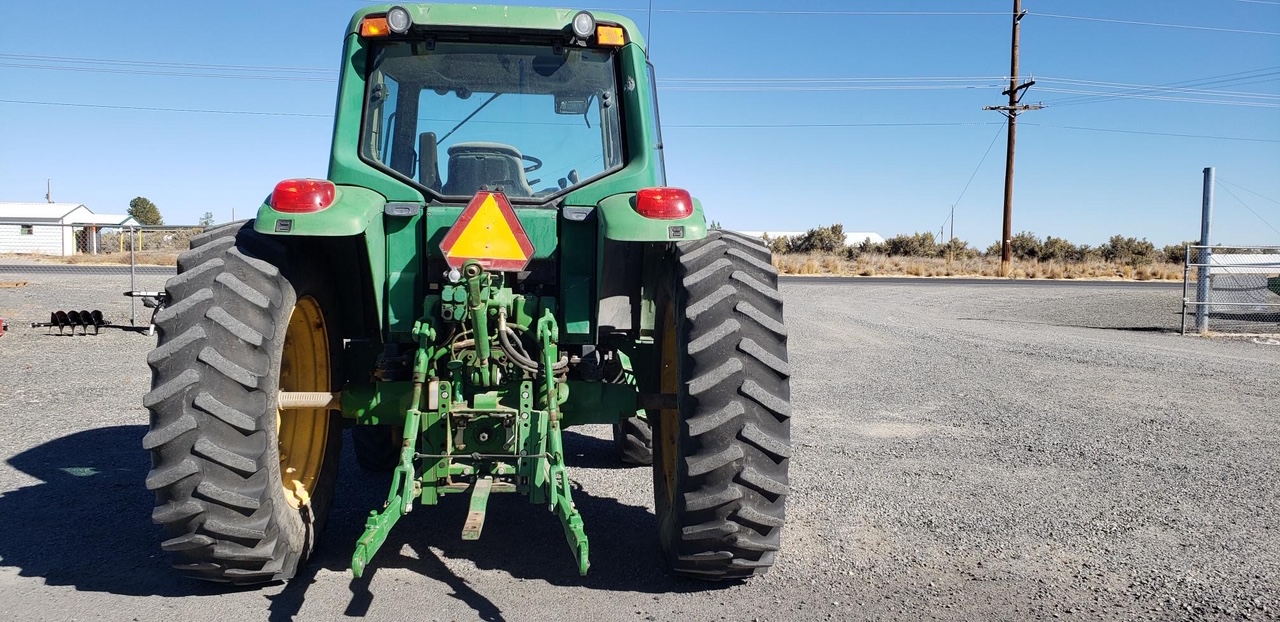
left=1, top=0, right=1277, bottom=248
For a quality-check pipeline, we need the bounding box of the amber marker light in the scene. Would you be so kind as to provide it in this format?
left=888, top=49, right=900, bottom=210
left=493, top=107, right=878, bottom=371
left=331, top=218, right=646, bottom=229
left=596, top=25, right=626, bottom=46
left=360, top=16, right=390, bottom=37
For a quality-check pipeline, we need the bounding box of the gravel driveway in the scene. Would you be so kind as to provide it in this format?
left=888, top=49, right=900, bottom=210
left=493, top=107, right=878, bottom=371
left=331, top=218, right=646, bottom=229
left=1, top=274, right=1276, bottom=621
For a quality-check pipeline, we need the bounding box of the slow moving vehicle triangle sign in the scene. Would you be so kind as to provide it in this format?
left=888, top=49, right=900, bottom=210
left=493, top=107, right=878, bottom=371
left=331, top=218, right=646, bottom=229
left=440, top=191, right=535, bottom=271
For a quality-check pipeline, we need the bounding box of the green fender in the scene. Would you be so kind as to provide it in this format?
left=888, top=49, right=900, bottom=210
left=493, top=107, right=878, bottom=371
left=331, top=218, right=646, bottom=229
left=253, top=185, right=387, bottom=236
left=595, top=193, right=707, bottom=242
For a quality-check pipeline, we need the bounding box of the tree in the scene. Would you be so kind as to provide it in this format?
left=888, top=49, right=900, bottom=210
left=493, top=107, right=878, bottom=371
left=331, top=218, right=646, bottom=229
left=708, top=220, right=722, bottom=230
left=199, top=212, right=216, bottom=227
left=128, top=197, right=164, bottom=225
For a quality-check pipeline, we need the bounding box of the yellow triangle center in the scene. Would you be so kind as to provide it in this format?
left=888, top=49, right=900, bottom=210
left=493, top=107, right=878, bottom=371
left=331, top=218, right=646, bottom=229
left=447, top=195, right=527, bottom=262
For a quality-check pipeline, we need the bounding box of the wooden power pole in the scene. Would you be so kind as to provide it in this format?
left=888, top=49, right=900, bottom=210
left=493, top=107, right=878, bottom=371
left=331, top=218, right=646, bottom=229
left=984, top=0, right=1041, bottom=277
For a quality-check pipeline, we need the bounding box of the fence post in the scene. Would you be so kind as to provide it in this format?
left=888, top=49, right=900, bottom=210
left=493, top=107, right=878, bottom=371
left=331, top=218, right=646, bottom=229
left=129, top=225, right=137, bottom=327
left=1195, top=167, right=1214, bottom=333
left=1181, top=244, right=1190, bottom=335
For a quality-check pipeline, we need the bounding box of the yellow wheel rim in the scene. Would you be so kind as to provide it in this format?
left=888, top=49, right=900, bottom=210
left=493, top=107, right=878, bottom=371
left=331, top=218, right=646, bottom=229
left=277, top=295, right=330, bottom=509
left=658, top=298, right=680, bottom=506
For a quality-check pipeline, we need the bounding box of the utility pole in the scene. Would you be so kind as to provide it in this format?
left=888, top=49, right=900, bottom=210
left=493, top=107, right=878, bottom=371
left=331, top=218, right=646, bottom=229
left=948, top=205, right=955, bottom=263
left=984, top=0, right=1042, bottom=277
left=46, top=179, right=52, bottom=203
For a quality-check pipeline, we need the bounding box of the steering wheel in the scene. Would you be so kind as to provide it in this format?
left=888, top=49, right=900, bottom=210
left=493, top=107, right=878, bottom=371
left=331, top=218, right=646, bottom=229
left=522, top=154, right=543, bottom=174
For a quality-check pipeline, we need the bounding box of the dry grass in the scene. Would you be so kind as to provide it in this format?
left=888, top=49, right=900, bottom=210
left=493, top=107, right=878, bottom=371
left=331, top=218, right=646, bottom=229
left=773, top=252, right=1184, bottom=281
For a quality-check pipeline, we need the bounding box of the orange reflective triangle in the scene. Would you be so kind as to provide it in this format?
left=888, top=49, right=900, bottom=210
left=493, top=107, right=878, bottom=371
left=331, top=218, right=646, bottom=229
left=440, top=191, right=535, bottom=271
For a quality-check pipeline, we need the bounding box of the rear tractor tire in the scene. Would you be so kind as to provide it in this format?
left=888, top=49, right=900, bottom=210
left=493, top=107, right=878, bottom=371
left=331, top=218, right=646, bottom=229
left=143, top=222, right=343, bottom=584
left=651, top=230, right=792, bottom=580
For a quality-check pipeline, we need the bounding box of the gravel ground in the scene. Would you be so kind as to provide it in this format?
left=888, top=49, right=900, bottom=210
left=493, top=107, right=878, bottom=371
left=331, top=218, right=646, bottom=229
left=0, top=272, right=1277, bottom=621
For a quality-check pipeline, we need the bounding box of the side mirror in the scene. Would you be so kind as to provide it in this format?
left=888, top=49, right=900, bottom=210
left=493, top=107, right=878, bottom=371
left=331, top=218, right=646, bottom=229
left=418, top=132, right=440, bottom=191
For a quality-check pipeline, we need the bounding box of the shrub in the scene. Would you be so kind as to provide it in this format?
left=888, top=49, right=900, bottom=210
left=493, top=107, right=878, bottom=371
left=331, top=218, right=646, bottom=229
left=784, top=224, right=846, bottom=254
left=1101, top=235, right=1157, bottom=266
left=1161, top=241, right=1198, bottom=264
left=1009, top=231, right=1042, bottom=261
left=938, top=237, right=979, bottom=260
left=882, top=232, right=937, bottom=257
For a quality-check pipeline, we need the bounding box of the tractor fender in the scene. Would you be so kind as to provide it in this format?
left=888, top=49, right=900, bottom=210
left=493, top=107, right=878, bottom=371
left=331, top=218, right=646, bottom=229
left=253, top=185, right=388, bottom=237
left=595, top=192, right=707, bottom=242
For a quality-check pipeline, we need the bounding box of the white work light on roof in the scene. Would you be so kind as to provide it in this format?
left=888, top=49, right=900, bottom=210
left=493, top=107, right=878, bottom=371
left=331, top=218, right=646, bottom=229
left=571, top=11, right=595, bottom=39
left=387, top=6, right=412, bottom=34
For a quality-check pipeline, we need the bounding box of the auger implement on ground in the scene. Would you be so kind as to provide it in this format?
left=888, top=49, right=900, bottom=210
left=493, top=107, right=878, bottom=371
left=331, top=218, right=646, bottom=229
left=143, top=3, right=791, bottom=585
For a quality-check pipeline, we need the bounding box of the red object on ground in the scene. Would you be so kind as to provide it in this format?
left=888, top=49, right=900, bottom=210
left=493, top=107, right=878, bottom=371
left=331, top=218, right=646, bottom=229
left=0, top=317, right=7, bottom=337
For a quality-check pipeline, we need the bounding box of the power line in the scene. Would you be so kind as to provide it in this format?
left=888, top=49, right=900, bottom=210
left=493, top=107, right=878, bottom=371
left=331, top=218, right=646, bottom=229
left=3, top=98, right=1271, bottom=143
left=0, top=98, right=330, bottom=118
left=0, top=53, right=330, bottom=74
left=638, top=6, right=1280, bottom=36
left=1218, top=178, right=1280, bottom=205
left=1028, top=11, right=1280, bottom=36
left=0, top=62, right=334, bottom=82
left=664, top=121, right=1001, bottom=129
left=951, top=125, right=1007, bottom=212
left=1037, top=76, right=1280, bottom=100
left=1021, top=122, right=1280, bottom=143
left=1216, top=182, right=1280, bottom=237
left=661, top=84, right=1001, bottom=92
left=1035, top=86, right=1280, bottom=108
left=653, top=9, right=1005, bottom=16
left=660, top=76, right=1003, bottom=83
left=1042, top=67, right=1280, bottom=107
left=939, top=124, right=1006, bottom=245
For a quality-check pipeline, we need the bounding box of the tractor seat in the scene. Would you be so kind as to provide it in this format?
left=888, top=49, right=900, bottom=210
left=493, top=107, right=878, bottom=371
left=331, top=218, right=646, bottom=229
left=441, top=142, right=535, bottom=198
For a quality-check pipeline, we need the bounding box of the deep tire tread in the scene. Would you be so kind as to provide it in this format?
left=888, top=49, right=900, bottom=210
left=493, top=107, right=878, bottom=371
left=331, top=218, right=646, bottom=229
left=656, top=230, right=792, bottom=580
left=145, top=221, right=341, bottom=585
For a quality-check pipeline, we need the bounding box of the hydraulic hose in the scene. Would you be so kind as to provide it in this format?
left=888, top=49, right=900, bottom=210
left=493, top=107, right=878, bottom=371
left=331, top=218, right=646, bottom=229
left=497, top=309, right=568, bottom=373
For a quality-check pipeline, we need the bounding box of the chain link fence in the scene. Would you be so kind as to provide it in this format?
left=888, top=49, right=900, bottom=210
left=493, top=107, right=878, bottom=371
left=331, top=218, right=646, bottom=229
left=0, top=223, right=202, bottom=333
left=1181, top=245, right=1280, bottom=336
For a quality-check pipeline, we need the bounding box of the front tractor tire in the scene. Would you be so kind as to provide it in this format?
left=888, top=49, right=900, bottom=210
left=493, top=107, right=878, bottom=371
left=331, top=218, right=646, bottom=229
left=612, top=414, right=654, bottom=465
left=652, top=230, right=792, bottom=580
left=143, top=222, right=343, bottom=584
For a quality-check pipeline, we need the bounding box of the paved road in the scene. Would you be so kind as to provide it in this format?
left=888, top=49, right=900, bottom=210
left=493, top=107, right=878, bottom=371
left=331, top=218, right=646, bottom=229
left=0, top=279, right=1275, bottom=621
left=0, top=263, right=175, bottom=276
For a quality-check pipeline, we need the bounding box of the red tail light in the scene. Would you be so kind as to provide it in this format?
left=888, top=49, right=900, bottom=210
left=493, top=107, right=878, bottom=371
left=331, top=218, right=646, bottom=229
left=634, top=187, right=693, bottom=220
left=270, top=179, right=336, bottom=213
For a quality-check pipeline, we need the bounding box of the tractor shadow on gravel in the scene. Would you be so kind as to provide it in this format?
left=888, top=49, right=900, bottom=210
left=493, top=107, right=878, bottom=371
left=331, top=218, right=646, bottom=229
left=0, top=426, right=729, bottom=620
left=0, top=424, right=237, bottom=598
left=302, top=429, right=730, bottom=619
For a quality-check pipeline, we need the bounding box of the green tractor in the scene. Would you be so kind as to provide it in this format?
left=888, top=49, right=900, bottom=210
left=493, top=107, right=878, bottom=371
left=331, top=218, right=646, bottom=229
left=143, top=3, right=790, bottom=584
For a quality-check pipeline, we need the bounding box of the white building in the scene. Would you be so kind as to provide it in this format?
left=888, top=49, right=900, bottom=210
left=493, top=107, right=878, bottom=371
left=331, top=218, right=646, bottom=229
left=0, top=203, right=139, bottom=256
left=737, top=230, right=886, bottom=246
